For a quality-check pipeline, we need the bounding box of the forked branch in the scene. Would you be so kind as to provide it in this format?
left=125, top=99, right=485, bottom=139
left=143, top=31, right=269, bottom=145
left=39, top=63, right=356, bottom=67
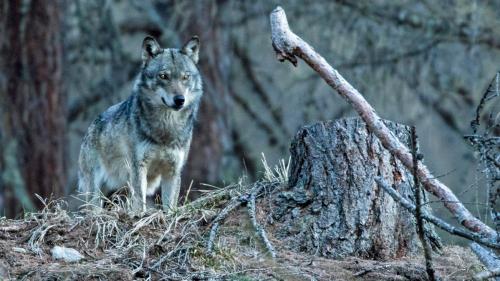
left=270, top=6, right=496, bottom=241
left=206, top=182, right=277, bottom=257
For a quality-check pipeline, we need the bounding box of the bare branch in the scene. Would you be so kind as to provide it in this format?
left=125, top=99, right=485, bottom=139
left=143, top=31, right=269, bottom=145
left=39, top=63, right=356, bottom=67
left=466, top=71, right=500, bottom=232
left=471, top=72, right=500, bottom=134
left=411, top=127, right=438, bottom=281
left=471, top=242, right=500, bottom=281
left=375, top=177, right=499, bottom=249
left=270, top=6, right=497, bottom=240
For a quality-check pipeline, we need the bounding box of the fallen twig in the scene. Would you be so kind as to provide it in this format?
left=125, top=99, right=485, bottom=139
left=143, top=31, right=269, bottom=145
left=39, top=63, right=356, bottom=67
left=375, top=177, right=500, bottom=249
left=269, top=6, right=496, bottom=241
left=471, top=242, right=500, bottom=281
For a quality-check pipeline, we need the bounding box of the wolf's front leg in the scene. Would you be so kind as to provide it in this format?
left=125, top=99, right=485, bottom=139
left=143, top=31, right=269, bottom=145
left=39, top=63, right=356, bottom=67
left=161, top=176, right=181, bottom=212
left=78, top=170, right=103, bottom=210
left=131, top=164, right=148, bottom=213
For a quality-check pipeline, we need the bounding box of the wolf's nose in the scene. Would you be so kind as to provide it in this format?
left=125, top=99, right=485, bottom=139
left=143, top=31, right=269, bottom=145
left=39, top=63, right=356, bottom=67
left=173, top=95, right=185, bottom=107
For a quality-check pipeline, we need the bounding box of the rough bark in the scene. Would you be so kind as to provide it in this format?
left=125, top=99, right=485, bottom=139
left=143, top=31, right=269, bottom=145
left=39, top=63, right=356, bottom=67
left=269, top=6, right=497, bottom=240
left=273, top=118, right=441, bottom=259
left=0, top=1, right=66, bottom=216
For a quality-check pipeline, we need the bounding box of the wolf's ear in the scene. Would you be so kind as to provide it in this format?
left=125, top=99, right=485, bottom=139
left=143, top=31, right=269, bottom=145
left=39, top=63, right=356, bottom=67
left=142, top=36, right=162, bottom=62
left=181, top=36, right=200, bottom=64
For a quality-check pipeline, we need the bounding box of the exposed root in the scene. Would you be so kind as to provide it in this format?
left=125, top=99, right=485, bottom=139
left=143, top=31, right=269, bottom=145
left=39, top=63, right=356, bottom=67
left=247, top=192, right=276, bottom=258
left=206, top=181, right=279, bottom=258
left=206, top=197, right=245, bottom=254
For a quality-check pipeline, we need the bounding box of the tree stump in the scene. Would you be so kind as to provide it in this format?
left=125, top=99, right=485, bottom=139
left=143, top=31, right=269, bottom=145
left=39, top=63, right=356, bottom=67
left=272, top=117, right=441, bottom=260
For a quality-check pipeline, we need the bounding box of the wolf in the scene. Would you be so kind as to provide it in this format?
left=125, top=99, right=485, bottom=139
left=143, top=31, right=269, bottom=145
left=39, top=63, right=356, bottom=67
left=78, top=36, right=202, bottom=212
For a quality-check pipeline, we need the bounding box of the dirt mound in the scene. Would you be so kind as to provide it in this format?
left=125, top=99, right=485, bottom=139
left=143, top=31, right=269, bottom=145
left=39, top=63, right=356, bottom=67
left=0, top=182, right=484, bottom=280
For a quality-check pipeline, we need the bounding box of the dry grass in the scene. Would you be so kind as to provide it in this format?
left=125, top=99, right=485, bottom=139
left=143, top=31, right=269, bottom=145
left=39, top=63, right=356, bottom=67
left=261, top=153, right=290, bottom=184
left=0, top=179, right=486, bottom=280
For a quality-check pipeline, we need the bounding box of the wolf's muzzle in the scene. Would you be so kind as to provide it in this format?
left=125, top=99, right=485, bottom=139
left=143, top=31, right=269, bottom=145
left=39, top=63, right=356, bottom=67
left=173, top=95, right=185, bottom=110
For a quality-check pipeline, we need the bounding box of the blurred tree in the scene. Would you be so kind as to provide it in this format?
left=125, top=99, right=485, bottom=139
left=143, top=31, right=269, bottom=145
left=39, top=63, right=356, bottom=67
left=0, top=0, right=66, bottom=216
left=181, top=0, right=235, bottom=190
left=63, top=0, right=131, bottom=198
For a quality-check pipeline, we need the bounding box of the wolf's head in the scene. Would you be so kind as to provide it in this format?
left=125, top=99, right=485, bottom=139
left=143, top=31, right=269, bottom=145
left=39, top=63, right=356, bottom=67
left=137, top=36, right=202, bottom=111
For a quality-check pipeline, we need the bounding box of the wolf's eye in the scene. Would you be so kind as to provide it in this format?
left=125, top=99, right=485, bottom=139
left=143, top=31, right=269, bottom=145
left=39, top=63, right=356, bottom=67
left=182, top=73, right=190, bottom=80
left=159, top=73, right=169, bottom=80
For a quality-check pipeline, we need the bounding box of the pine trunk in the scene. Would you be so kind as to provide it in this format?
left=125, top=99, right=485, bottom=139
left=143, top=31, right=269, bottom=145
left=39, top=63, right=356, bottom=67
left=0, top=1, right=66, bottom=216
left=181, top=0, right=232, bottom=196
left=273, top=118, right=441, bottom=259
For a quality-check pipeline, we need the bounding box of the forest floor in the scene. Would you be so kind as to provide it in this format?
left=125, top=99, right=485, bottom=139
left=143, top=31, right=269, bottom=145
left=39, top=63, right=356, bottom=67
left=0, top=181, right=484, bottom=281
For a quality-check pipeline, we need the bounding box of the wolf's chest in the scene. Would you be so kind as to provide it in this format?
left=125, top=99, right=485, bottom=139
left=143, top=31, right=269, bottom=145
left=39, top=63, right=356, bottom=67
left=139, top=143, right=186, bottom=176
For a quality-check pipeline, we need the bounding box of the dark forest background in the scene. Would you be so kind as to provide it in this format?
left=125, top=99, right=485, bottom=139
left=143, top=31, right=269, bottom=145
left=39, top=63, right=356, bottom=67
left=0, top=0, right=499, bottom=223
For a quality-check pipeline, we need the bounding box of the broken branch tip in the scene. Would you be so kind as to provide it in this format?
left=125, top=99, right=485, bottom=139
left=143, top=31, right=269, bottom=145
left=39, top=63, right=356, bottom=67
left=272, top=6, right=284, bottom=14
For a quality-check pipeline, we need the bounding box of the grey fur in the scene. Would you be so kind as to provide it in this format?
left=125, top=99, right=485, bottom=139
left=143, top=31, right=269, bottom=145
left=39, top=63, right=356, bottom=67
left=78, top=36, right=202, bottom=212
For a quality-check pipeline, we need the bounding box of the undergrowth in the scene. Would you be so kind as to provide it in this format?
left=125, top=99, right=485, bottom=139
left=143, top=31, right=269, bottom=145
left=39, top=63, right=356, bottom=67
left=0, top=156, right=486, bottom=280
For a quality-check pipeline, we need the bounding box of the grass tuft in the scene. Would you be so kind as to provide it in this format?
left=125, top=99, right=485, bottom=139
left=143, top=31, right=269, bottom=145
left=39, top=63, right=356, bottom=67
left=261, top=153, right=290, bottom=183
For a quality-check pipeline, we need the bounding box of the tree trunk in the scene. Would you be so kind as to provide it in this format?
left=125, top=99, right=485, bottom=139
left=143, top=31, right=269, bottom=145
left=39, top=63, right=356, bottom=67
left=0, top=0, right=66, bottom=216
left=181, top=0, right=234, bottom=196
left=273, top=118, right=441, bottom=259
